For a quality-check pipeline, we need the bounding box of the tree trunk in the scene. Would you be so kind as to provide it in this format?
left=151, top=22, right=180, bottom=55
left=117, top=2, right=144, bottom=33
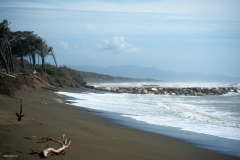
left=51, top=51, right=58, bottom=68
left=3, top=34, right=14, bottom=73
left=38, top=54, right=40, bottom=68
left=41, top=56, right=45, bottom=72
left=9, top=47, right=14, bottom=72
left=0, top=49, right=9, bottom=73
left=31, top=53, right=36, bottom=69
left=5, top=46, right=11, bottom=72
left=21, top=52, right=25, bottom=70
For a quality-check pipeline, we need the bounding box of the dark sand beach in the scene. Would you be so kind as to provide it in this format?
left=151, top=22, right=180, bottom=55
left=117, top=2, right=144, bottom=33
left=0, top=88, right=237, bottom=160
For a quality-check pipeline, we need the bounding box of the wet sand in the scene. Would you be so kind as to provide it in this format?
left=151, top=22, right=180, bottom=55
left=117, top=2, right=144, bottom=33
left=0, top=88, right=237, bottom=160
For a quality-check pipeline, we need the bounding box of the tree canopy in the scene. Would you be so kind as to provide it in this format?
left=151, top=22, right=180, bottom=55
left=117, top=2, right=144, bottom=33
left=0, top=19, right=57, bottom=73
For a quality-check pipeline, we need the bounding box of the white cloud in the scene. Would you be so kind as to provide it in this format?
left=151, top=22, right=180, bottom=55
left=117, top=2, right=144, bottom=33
left=60, top=41, right=68, bottom=50
left=96, top=37, right=143, bottom=54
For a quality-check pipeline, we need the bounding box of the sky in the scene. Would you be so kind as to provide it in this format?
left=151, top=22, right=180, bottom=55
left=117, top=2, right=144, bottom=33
left=0, top=0, right=240, bottom=77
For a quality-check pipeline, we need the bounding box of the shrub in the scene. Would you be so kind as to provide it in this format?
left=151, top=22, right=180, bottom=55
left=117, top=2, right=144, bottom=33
left=0, top=79, right=14, bottom=96
left=46, top=68, right=56, bottom=76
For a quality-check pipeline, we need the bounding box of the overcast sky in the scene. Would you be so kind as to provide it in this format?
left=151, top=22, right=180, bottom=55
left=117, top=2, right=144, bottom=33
left=0, top=0, right=240, bottom=77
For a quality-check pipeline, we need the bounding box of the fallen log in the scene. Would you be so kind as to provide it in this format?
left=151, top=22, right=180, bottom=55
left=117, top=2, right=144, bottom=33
left=0, top=72, right=16, bottom=78
left=33, top=75, right=56, bottom=89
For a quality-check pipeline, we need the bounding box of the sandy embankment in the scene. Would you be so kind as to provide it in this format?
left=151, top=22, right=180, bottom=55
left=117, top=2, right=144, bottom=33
left=0, top=88, right=237, bottom=160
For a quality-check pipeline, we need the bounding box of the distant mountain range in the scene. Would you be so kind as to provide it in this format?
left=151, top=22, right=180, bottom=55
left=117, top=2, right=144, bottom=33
left=67, top=65, right=240, bottom=82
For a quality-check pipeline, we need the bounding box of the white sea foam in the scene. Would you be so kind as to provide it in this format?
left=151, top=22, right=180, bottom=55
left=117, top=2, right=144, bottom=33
left=57, top=82, right=240, bottom=141
left=93, top=82, right=240, bottom=88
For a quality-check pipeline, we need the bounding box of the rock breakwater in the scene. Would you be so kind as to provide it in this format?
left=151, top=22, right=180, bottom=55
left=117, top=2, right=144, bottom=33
left=93, top=86, right=238, bottom=96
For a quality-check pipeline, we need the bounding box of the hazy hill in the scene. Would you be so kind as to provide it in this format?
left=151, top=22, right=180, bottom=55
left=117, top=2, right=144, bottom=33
left=77, top=71, right=161, bottom=83
left=68, top=65, right=240, bottom=82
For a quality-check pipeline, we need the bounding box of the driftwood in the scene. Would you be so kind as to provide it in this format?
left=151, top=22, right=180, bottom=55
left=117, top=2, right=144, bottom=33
left=0, top=72, right=16, bottom=78
left=28, top=134, right=71, bottom=158
left=16, top=99, right=24, bottom=121
left=33, top=75, right=56, bottom=89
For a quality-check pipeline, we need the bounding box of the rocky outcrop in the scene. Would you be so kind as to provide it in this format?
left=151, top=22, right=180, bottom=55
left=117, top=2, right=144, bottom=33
left=93, top=86, right=238, bottom=96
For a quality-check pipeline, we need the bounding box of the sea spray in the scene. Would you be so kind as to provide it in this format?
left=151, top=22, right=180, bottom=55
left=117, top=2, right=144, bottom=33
left=57, top=82, right=240, bottom=158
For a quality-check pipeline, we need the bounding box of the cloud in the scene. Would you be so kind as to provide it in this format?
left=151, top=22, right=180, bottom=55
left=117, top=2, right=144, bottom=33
left=60, top=41, right=68, bottom=50
left=1, top=0, right=239, bottom=21
left=96, top=37, right=143, bottom=54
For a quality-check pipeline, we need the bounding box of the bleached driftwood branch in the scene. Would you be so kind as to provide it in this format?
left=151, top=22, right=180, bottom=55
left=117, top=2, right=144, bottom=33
left=33, top=75, right=56, bottom=89
left=28, top=134, right=71, bottom=158
left=0, top=72, right=16, bottom=78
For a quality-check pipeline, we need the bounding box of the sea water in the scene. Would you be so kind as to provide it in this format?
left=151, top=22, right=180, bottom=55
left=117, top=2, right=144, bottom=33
left=57, top=82, right=240, bottom=158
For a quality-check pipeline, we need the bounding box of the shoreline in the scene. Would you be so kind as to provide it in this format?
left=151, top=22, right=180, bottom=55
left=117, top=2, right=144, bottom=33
left=60, top=88, right=240, bottom=158
left=88, top=107, right=240, bottom=158
left=0, top=88, right=238, bottom=160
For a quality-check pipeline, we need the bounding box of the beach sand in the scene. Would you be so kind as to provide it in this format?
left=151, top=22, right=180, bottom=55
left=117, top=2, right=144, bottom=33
left=0, top=88, right=237, bottom=160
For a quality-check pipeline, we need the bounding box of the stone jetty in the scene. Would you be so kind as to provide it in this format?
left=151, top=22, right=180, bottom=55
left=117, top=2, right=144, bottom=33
left=92, top=86, right=238, bottom=96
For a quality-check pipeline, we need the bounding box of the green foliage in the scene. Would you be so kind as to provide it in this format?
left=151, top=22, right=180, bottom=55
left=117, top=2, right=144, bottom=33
left=45, top=64, right=57, bottom=76
left=0, top=79, right=14, bottom=96
left=36, top=68, right=44, bottom=73
left=1, top=19, right=57, bottom=73
left=46, top=68, right=56, bottom=76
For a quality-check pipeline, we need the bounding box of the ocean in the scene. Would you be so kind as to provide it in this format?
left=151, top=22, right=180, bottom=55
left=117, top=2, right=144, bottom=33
left=57, top=82, right=240, bottom=158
